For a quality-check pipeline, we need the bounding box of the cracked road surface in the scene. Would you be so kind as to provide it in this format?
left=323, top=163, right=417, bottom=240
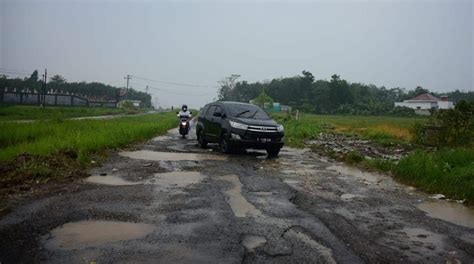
left=1, top=121, right=473, bottom=263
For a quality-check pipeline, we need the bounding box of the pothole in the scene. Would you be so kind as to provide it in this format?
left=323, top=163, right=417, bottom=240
left=284, top=228, right=336, bottom=264
left=149, top=171, right=206, bottom=188
left=120, top=150, right=226, bottom=161
left=417, top=201, right=474, bottom=228
left=241, top=235, right=267, bottom=252
left=283, top=179, right=300, bottom=187
left=250, top=191, right=273, bottom=196
left=326, top=165, right=379, bottom=183
left=85, top=175, right=140, bottom=186
left=43, top=220, right=154, bottom=250
left=220, top=175, right=262, bottom=218
left=340, top=193, right=364, bottom=200
left=85, top=171, right=205, bottom=189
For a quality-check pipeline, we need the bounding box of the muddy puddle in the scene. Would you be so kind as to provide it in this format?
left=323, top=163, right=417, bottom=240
left=221, top=175, right=262, bottom=218
left=44, top=220, right=154, bottom=250
left=417, top=201, right=474, bottom=229
left=85, top=175, right=140, bottom=186
left=241, top=235, right=267, bottom=252
left=85, top=171, right=205, bottom=189
left=340, top=193, right=364, bottom=200
left=326, top=165, right=379, bottom=183
left=120, top=150, right=226, bottom=161
left=150, top=171, right=206, bottom=188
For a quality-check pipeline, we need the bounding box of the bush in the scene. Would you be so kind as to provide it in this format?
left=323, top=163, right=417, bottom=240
left=345, top=151, right=364, bottom=163
left=412, top=100, right=473, bottom=147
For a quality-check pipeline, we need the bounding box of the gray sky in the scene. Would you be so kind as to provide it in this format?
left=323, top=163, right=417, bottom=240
left=1, top=0, right=473, bottom=108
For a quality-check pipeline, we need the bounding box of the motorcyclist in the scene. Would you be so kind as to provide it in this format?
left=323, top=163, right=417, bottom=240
left=177, top=104, right=192, bottom=118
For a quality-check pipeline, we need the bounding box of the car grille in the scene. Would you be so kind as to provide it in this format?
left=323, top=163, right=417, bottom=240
left=247, top=125, right=278, bottom=133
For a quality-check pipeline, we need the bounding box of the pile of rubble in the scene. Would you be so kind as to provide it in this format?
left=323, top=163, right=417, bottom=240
left=308, top=132, right=411, bottom=161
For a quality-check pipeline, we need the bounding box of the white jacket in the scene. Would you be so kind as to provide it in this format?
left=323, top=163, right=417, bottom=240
left=178, top=110, right=192, bottom=118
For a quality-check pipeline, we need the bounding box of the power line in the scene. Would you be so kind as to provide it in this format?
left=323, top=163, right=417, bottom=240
left=0, top=67, right=31, bottom=74
left=130, top=75, right=219, bottom=88
left=129, top=82, right=214, bottom=97
left=0, top=71, right=29, bottom=77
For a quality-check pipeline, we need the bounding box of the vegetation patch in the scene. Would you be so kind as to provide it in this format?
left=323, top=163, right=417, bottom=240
left=273, top=112, right=423, bottom=147
left=0, top=111, right=179, bottom=201
left=394, top=148, right=474, bottom=204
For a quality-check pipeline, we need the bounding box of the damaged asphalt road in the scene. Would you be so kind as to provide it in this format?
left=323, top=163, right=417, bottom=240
left=0, top=122, right=473, bottom=263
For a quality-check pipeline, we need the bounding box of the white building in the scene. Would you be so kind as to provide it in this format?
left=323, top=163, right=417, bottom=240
left=395, top=93, right=454, bottom=110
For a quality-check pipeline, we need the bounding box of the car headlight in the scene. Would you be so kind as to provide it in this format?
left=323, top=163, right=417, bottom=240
left=277, top=124, right=284, bottom=132
left=181, top=122, right=187, bottom=126
left=229, top=121, right=248, bottom=130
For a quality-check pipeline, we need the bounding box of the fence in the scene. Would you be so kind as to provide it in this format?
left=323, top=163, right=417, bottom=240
left=0, top=90, right=117, bottom=108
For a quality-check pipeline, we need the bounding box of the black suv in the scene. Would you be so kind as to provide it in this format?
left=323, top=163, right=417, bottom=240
left=196, top=101, right=284, bottom=156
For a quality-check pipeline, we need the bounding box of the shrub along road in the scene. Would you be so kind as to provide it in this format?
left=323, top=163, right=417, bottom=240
left=0, top=122, right=473, bottom=263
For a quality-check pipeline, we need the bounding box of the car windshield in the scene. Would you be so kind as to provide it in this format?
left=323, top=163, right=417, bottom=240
left=227, top=104, right=270, bottom=120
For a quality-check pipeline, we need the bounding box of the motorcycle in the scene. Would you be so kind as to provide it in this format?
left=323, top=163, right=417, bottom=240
left=177, top=113, right=192, bottom=138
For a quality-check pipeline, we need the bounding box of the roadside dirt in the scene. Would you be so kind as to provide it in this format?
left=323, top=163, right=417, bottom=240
left=0, top=121, right=473, bottom=263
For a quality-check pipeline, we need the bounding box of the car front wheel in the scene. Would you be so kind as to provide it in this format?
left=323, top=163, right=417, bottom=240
left=197, top=129, right=208, bottom=148
left=266, top=147, right=281, bottom=157
left=220, top=133, right=232, bottom=154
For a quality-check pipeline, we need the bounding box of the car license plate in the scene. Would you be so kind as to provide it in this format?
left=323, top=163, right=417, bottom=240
left=258, top=138, right=270, bottom=143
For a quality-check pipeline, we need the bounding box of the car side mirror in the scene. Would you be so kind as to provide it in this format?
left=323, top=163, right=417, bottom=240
left=213, top=112, right=222, bottom=117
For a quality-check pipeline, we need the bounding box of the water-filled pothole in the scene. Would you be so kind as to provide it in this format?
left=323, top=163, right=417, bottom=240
left=417, top=201, right=474, bottom=228
left=150, top=171, right=206, bottom=188
left=85, top=175, right=140, bottom=186
left=241, top=235, right=267, bottom=252
left=221, top=175, right=262, bottom=218
left=120, top=150, right=226, bottom=161
left=43, top=220, right=154, bottom=250
left=327, top=165, right=379, bottom=182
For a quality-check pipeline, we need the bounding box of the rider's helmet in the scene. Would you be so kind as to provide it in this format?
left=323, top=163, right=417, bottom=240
left=182, top=104, right=188, bottom=111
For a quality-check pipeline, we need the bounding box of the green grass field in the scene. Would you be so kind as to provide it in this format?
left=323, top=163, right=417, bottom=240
left=0, top=111, right=177, bottom=162
left=272, top=113, right=427, bottom=147
left=0, top=105, right=126, bottom=121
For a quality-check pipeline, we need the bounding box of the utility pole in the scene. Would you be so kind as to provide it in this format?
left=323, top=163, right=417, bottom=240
left=41, top=68, right=47, bottom=108
left=146, top=85, right=149, bottom=94
left=124, top=75, right=132, bottom=91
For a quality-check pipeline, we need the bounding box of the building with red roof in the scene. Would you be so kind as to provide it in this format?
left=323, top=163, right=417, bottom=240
left=395, top=93, right=454, bottom=113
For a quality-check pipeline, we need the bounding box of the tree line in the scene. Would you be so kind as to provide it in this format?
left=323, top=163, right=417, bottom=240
left=0, top=71, right=151, bottom=107
left=218, top=71, right=474, bottom=115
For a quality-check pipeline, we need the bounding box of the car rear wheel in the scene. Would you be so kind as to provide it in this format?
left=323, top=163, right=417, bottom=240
left=220, top=133, right=232, bottom=154
left=266, top=147, right=281, bottom=157
left=197, top=129, right=208, bottom=148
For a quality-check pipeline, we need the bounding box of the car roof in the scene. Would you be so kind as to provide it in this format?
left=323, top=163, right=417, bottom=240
left=218, top=101, right=255, bottom=106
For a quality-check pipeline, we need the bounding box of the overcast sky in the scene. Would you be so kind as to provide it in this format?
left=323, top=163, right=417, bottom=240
left=1, top=0, right=473, bottom=108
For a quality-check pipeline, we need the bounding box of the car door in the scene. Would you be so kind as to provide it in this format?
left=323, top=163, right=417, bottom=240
left=211, top=105, right=224, bottom=138
left=207, top=105, right=225, bottom=140
left=204, top=105, right=217, bottom=140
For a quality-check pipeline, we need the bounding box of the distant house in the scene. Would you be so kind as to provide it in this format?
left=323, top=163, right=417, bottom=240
left=395, top=93, right=454, bottom=111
